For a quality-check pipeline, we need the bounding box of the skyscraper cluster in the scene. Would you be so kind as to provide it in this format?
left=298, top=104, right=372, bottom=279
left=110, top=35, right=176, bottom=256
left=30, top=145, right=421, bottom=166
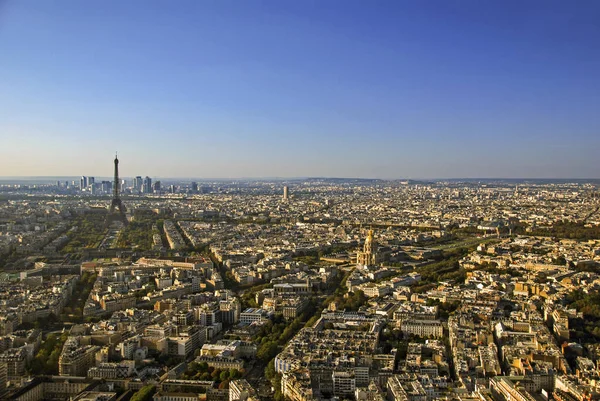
left=132, top=176, right=154, bottom=194
left=143, top=176, right=152, bottom=194
left=77, top=159, right=201, bottom=196
left=79, top=175, right=115, bottom=195
left=80, top=176, right=96, bottom=193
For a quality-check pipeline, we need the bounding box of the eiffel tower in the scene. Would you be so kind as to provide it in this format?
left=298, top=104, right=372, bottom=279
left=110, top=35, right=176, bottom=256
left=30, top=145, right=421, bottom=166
left=105, top=153, right=128, bottom=227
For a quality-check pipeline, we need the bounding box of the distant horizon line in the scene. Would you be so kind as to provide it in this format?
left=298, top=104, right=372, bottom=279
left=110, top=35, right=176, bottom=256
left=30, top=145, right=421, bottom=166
left=0, top=176, right=599, bottom=182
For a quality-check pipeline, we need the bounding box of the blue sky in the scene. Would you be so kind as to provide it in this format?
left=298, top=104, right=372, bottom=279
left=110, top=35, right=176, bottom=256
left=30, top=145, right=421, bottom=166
left=1, top=0, right=599, bottom=179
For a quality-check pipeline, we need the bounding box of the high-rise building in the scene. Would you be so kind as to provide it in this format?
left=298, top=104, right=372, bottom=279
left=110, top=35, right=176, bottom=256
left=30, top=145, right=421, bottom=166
left=153, top=181, right=161, bottom=192
left=143, top=176, right=152, bottom=194
left=80, top=176, right=88, bottom=190
left=88, top=177, right=95, bottom=187
left=134, top=176, right=143, bottom=192
left=283, top=186, right=289, bottom=201
left=191, top=182, right=198, bottom=192
left=101, top=181, right=111, bottom=193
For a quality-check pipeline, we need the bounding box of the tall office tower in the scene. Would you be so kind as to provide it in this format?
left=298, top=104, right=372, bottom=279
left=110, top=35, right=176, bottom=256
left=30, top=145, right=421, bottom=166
left=191, top=182, right=198, bottom=192
left=121, top=179, right=126, bottom=193
left=283, top=186, right=289, bottom=201
left=143, top=176, right=152, bottom=194
left=80, top=176, right=88, bottom=190
left=153, top=181, right=161, bottom=192
left=170, top=185, right=176, bottom=194
left=88, top=177, right=95, bottom=187
left=56, top=181, right=61, bottom=188
left=134, top=176, right=143, bottom=192
left=105, top=154, right=128, bottom=227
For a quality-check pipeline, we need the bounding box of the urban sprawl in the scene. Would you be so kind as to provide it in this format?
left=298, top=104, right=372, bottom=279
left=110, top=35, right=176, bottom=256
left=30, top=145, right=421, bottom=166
left=0, top=163, right=600, bottom=401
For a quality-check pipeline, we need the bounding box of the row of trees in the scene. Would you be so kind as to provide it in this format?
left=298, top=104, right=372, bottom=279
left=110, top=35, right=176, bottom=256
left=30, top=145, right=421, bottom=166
left=29, top=332, right=69, bottom=375
left=116, top=220, right=156, bottom=250
left=329, top=290, right=368, bottom=312
left=255, top=299, right=318, bottom=362
left=61, top=214, right=108, bottom=253
left=565, top=289, right=600, bottom=341
left=116, top=209, right=169, bottom=250
left=265, top=359, right=285, bottom=401
left=130, top=385, right=156, bottom=401
left=182, top=362, right=242, bottom=384
left=412, top=246, right=482, bottom=291
left=301, top=268, right=353, bottom=330
left=425, top=299, right=461, bottom=320
left=416, top=257, right=463, bottom=285
left=239, top=283, right=272, bottom=310
left=261, top=298, right=322, bottom=401
left=0, top=247, right=19, bottom=270
left=521, top=222, right=600, bottom=240
left=61, top=272, right=97, bottom=322
left=476, top=261, right=521, bottom=277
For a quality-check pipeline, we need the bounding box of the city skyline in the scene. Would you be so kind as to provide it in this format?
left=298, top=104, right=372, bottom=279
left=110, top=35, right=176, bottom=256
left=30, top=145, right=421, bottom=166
left=1, top=1, right=599, bottom=178
left=2, top=2, right=600, bottom=394
left=3, top=174, right=600, bottom=184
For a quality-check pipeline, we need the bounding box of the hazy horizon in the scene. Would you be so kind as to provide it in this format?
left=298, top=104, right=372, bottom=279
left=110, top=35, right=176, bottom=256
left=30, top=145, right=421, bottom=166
left=1, top=1, right=599, bottom=178
left=1, top=175, right=599, bottom=183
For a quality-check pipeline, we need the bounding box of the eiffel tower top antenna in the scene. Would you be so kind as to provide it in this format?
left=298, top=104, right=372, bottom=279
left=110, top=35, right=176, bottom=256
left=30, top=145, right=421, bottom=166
left=113, top=152, right=120, bottom=200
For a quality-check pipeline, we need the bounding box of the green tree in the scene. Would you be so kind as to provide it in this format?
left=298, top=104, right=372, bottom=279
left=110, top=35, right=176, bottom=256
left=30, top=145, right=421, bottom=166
left=265, top=360, right=276, bottom=381
left=257, top=341, right=279, bottom=362
left=29, top=332, right=69, bottom=375
left=130, top=385, right=156, bottom=401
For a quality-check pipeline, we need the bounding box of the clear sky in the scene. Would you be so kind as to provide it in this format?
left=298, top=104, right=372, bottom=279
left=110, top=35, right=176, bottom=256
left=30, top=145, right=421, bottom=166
left=1, top=0, right=599, bottom=179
